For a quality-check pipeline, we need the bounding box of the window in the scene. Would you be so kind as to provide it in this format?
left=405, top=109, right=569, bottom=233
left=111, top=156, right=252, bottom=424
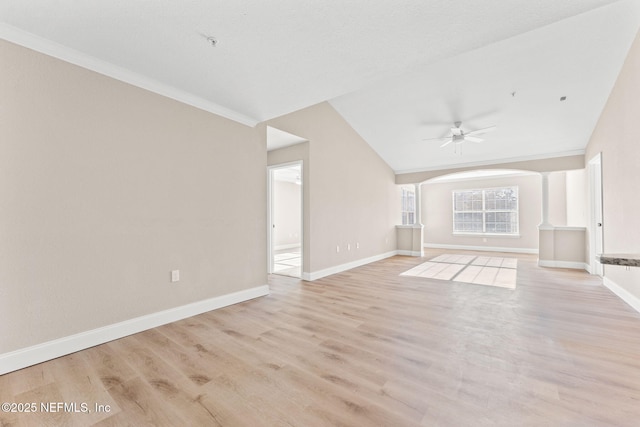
left=401, top=186, right=415, bottom=225
left=453, top=187, right=518, bottom=235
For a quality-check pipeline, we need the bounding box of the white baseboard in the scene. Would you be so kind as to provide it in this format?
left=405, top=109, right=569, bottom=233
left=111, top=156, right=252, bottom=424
left=538, top=260, right=588, bottom=270
left=396, top=250, right=423, bottom=256
left=274, top=243, right=301, bottom=251
left=302, top=251, right=398, bottom=281
left=424, top=243, right=538, bottom=254
left=0, top=285, right=269, bottom=375
left=603, top=276, right=640, bottom=314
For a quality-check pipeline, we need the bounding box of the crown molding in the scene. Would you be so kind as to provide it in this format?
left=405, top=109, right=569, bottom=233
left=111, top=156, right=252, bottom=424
left=0, top=23, right=258, bottom=127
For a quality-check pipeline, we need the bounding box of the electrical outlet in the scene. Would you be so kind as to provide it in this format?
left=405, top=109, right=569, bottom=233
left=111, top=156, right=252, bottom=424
left=347, top=244, right=351, bottom=251
left=336, top=245, right=340, bottom=253
left=171, top=270, right=180, bottom=282
left=356, top=243, right=360, bottom=249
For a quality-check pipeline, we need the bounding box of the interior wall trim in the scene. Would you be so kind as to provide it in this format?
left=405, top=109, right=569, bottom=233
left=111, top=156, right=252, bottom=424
left=603, top=276, right=640, bottom=315
left=0, top=285, right=269, bottom=375
left=302, top=251, right=398, bottom=281
left=396, top=250, right=423, bottom=257
left=538, top=260, right=588, bottom=270
left=424, top=243, right=538, bottom=254
left=274, top=243, right=302, bottom=251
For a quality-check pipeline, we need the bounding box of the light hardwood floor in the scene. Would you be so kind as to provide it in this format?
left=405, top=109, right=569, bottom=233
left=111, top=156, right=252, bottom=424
left=3, top=250, right=640, bottom=426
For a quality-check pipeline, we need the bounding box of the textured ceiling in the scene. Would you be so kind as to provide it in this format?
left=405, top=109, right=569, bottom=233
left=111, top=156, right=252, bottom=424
left=2, top=0, right=639, bottom=172
left=330, top=0, right=640, bottom=172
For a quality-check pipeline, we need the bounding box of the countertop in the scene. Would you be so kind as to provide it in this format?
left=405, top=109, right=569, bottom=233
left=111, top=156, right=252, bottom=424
left=597, top=254, right=640, bottom=267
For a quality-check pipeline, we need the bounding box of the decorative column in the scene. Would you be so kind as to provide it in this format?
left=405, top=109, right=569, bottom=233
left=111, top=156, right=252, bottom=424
left=414, top=183, right=422, bottom=226
left=412, top=183, right=424, bottom=257
left=538, top=172, right=554, bottom=267
left=539, top=172, right=552, bottom=229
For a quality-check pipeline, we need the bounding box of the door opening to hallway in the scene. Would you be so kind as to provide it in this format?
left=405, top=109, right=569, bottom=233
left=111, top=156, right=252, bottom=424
left=268, top=162, right=303, bottom=278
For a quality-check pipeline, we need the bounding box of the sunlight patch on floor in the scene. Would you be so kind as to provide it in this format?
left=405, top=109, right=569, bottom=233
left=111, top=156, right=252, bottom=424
left=401, top=254, right=518, bottom=289
left=273, top=251, right=301, bottom=277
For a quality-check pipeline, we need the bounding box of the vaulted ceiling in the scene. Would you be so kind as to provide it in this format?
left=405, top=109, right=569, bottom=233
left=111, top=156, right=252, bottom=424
left=2, top=0, right=639, bottom=172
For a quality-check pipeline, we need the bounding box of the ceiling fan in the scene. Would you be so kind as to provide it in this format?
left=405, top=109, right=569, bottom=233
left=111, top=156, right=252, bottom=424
left=422, top=121, right=497, bottom=148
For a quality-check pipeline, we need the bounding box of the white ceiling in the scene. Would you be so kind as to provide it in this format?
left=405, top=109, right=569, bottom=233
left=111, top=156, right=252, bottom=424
left=330, top=0, right=640, bottom=172
left=2, top=0, right=639, bottom=173
left=266, top=127, right=307, bottom=152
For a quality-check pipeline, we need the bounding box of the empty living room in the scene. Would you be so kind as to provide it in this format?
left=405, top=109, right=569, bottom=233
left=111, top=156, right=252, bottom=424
left=2, top=1, right=640, bottom=425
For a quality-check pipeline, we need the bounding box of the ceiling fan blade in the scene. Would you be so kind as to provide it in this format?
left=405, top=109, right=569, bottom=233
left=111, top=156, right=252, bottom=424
left=465, top=125, right=497, bottom=136
left=464, top=136, right=483, bottom=143
left=422, top=136, right=450, bottom=142
left=440, top=139, right=453, bottom=148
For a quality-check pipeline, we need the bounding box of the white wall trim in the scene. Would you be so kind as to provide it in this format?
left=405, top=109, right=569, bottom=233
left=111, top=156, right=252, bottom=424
left=0, top=285, right=269, bottom=375
left=267, top=160, right=304, bottom=275
left=538, top=260, right=588, bottom=270
left=303, top=251, right=398, bottom=281
left=424, top=243, right=538, bottom=254
left=588, top=152, right=604, bottom=277
left=452, top=232, right=521, bottom=238
left=274, top=243, right=301, bottom=251
left=0, top=23, right=258, bottom=127
left=551, top=226, right=587, bottom=231
left=396, top=250, right=423, bottom=256
left=603, top=276, right=640, bottom=314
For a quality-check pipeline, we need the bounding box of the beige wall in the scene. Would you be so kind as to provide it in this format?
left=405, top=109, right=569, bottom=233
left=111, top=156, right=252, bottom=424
left=396, top=226, right=414, bottom=252
left=566, top=169, right=587, bottom=226
left=421, top=174, right=542, bottom=251
left=538, top=228, right=586, bottom=264
left=548, top=172, right=567, bottom=226
left=554, top=229, right=586, bottom=263
left=266, top=103, right=398, bottom=272
left=0, top=40, right=266, bottom=354
left=585, top=29, right=640, bottom=298
left=273, top=180, right=302, bottom=248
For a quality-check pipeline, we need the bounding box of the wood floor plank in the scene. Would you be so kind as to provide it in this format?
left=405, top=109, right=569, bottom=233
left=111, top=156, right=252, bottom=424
left=3, top=249, right=640, bottom=425
left=45, top=353, right=120, bottom=425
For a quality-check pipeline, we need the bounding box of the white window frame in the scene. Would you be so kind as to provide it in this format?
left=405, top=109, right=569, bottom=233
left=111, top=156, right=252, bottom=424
left=452, top=186, right=519, bottom=236
left=401, top=186, right=416, bottom=225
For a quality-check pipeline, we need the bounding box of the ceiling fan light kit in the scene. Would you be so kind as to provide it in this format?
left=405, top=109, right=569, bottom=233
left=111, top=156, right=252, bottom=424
left=422, top=121, right=497, bottom=153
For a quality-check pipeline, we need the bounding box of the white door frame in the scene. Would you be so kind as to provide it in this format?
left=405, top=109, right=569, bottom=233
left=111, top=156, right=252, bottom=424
left=267, top=160, right=303, bottom=276
left=588, top=153, right=604, bottom=276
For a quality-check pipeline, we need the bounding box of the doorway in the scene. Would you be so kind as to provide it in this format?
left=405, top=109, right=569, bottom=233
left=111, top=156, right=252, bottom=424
left=588, top=153, right=604, bottom=276
left=268, top=162, right=303, bottom=278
